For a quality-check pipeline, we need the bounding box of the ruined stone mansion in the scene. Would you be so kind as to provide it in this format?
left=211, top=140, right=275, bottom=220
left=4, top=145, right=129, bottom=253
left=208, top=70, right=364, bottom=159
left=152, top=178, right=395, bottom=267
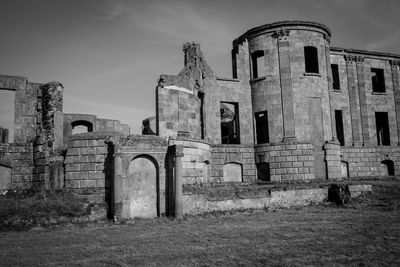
left=1, top=21, right=399, bottom=218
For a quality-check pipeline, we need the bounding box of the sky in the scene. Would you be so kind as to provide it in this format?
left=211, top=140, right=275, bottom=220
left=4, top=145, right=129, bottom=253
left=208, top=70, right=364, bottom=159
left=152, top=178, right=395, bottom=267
left=1, top=0, right=400, bottom=138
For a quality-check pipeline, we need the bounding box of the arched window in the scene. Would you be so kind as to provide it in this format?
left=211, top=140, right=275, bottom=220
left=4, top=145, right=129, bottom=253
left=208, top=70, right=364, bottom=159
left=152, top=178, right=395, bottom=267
left=71, top=120, right=93, bottom=135
left=304, top=46, right=319, bottom=74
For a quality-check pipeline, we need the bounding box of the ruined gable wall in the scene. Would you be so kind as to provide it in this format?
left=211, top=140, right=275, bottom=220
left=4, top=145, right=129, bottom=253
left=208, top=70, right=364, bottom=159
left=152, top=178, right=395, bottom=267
left=204, top=78, right=254, bottom=145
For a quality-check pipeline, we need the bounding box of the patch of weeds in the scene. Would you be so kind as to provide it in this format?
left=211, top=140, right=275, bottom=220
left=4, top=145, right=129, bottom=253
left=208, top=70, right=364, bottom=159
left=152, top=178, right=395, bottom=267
left=0, top=190, right=91, bottom=231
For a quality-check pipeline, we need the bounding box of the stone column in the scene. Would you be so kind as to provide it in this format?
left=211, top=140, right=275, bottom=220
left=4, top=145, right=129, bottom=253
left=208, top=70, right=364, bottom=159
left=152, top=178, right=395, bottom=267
left=390, top=60, right=400, bottom=145
left=344, top=55, right=362, bottom=146
left=41, top=82, right=64, bottom=151
left=174, top=145, right=184, bottom=218
left=356, top=56, right=370, bottom=145
left=113, top=154, right=123, bottom=221
left=323, top=34, right=337, bottom=141
left=273, top=29, right=296, bottom=143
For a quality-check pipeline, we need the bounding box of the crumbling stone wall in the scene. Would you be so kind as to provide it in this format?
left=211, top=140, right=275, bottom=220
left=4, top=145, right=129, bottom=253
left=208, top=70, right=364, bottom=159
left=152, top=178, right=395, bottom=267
left=63, top=113, right=130, bottom=141
left=0, top=143, right=33, bottom=189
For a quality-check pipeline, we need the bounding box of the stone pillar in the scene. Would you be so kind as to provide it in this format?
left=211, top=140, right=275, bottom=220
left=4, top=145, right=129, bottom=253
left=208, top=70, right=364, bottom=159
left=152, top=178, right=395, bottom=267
left=324, top=141, right=341, bottom=180
left=390, top=60, right=400, bottom=145
left=113, top=154, right=123, bottom=221
left=323, top=35, right=337, bottom=141
left=344, top=55, right=362, bottom=146
left=356, top=56, right=370, bottom=145
left=174, top=145, right=184, bottom=218
left=273, top=30, right=296, bottom=143
left=41, top=82, right=64, bottom=151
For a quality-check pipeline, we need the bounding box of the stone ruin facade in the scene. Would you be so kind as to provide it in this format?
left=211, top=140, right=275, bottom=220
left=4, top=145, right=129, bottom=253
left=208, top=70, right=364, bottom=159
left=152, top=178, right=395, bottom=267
left=1, top=21, right=400, bottom=218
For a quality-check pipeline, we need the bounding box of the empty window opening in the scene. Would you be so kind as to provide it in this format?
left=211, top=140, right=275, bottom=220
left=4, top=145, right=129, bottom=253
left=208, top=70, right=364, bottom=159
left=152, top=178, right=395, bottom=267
left=335, top=110, right=345, bottom=146
left=0, top=90, right=15, bottom=142
left=255, top=110, right=269, bottom=144
left=331, top=64, right=340, bottom=90
left=304, top=46, right=319, bottom=74
left=380, top=160, right=395, bottom=176
left=220, top=102, right=240, bottom=144
left=257, top=162, right=270, bottom=181
left=375, top=112, right=390, bottom=146
left=341, top=161, right=349, bottom=178
left=251, top=50, right=265, bottom=79
left=71, top=120, right=93, bottom=135
left=371, top=68, right=385, bottom=93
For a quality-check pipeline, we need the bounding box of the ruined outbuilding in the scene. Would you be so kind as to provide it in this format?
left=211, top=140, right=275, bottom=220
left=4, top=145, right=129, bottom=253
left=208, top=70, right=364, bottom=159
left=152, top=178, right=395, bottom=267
left=1, top=21, right=399, bottom=218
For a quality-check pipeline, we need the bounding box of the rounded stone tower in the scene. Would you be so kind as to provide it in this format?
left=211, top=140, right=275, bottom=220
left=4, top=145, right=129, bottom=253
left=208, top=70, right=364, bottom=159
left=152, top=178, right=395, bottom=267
left=233, top=21, right=334, bottom=179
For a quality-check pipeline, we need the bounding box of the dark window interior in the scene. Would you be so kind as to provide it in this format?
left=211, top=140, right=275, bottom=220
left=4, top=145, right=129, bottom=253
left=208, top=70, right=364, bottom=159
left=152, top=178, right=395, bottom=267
left=335, top=110, right=345, bottom=146
left=220, top=102, right=240, bottom=144
left=304, top=46, right=319, bottom=74
left=371, top=68, right=385, bottom=93
left=251, top=50, right=265, bottom=79
left=257, top=162, right=270, bottom=181
left=331, top=64, right=340, bottom=90
left=375, top=112, right=390, bottom=146
left=381, top=160, right=395, bottom=176
left=255, top=110, right=269, bottom=144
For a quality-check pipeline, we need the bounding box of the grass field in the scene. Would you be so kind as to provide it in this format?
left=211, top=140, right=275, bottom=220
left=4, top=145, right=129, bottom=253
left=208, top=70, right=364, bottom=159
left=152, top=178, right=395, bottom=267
left=1, top=182, right=400, bottom=266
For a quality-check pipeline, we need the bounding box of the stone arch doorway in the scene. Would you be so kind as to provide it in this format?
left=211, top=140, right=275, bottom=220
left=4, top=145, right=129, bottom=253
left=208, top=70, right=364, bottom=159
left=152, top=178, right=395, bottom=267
left=127, top=155, right=159, bottom=218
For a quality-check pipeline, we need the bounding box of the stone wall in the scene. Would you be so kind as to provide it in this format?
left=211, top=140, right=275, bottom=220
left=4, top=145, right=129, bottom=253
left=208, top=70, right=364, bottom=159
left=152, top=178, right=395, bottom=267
left=63, top=113, right=130, bottom=141
left=340, top=146, right=400, bottom=178
left=211, top=144, right=256, bottom=182
left=255, top=142, right=315, bottom=181
left=64, top=132, right=121, bottom=203
left=0, top=143, right=33, bottom=189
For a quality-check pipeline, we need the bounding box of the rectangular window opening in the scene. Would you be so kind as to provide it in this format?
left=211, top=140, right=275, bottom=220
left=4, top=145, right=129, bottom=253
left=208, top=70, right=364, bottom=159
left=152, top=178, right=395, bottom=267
left=335, top=110, right=345, bottom=146
left=304, top=46, right=319, bottom=74
left=255, top=110, right=269, bottom=144
left=371, top=68, right=385, bottom=93
left=0, top=90, right=15, bottom=143
left=220, top=102, right=240, bottom=144
left=331, top=64, right=340, bottom=90
left=375, top=112, right=390, bottom=146
left=251, top=50, right=265, bottom=79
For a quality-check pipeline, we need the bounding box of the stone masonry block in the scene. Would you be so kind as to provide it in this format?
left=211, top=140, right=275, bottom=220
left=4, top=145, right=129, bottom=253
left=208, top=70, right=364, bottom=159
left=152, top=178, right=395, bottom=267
left=66, top=171, right=88, bottom=180
left=80, top=180, right=97, bottom=188
left=80, top=163, right=96, bottom=171
left=88, top=171, right=104, bottom=179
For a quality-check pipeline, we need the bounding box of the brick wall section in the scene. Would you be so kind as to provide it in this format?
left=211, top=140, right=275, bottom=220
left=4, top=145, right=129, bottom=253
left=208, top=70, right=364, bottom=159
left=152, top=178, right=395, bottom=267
left=64, top=133, right=118, bottom=191
left=324, top=141, right=341, bottom=179
left=340, top=146, right=400, bottom=177
left=211, top=145, right=256, bottom=182
left=255, top=142, right=315, bottom=181
left=0, top=143, right=33, bottom=189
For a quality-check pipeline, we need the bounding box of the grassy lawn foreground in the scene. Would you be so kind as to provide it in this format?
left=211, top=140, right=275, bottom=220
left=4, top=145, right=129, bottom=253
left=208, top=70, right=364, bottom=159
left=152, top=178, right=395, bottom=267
left=0, top=183, right=400, bottom=266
